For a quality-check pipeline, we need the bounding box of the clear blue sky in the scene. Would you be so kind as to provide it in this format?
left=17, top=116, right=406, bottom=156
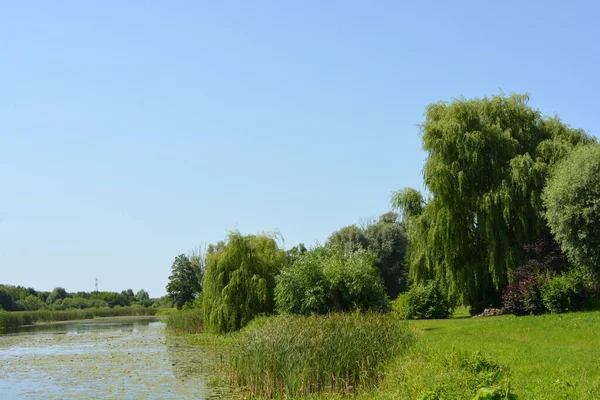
left=1, top=1, right=598, bottom=297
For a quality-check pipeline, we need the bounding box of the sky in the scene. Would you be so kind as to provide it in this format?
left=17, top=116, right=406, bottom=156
left=1, top=1, right=599, bottom=297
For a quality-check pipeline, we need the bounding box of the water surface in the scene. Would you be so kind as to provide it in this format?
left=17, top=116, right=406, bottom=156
left=0, top=317, right=222, bottom=399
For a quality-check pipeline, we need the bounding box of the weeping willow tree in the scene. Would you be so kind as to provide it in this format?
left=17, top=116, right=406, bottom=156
left=202, top=231, right=285, bottom=333
left=393, top=93, right=593, bottom=310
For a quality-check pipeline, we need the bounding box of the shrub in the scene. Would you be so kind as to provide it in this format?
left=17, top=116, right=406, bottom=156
left=394, top=282, right=453, bottom=319
left=275, top=247, right=390, bottom=315
left=229, top=313, right=415, bottom=397
left=275, top=248, right=330, bottom=315
left=541, top=269, right=586, bottom=313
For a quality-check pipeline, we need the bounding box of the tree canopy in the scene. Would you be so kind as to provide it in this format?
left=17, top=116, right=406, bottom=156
left=326, top=212, right=408, bottom=298
left=166, top=254, right=203, bottom=309
left=544, top=144, right=600, bottom=276
left=202, top=232, right=285, bottom=333
left=395, top=93, right=593, bottom=308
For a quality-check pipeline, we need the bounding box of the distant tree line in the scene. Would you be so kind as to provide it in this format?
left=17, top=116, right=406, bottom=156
left=0, top=284, right=170, bottom=312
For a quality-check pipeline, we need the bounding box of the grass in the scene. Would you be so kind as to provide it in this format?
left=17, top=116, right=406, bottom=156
left=228, top=312, right=416, bottom=398
left=174, top=309, right=600, bottom=399
left=0, top=307, right=159, bottom=332
left=166, top=308, right=204, bottom=334
left=375, top=310, right=600, bottom=399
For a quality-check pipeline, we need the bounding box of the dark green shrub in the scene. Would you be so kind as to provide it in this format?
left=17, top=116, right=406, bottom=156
left=394, top=282, right=453, bottom=319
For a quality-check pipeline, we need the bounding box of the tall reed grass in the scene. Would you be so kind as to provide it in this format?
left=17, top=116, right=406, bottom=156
left=166, top=308, right=204, bottom=334
left=229, top=312, right=415, bottom=397
left=0, top=307, right=158, bottom=332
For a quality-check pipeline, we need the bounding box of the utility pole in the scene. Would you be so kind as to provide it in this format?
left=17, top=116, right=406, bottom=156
left=95, top=278, right=98, bottom=293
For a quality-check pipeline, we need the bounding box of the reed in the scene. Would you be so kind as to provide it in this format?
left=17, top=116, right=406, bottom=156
left=166, top=308, right=204, bottom=334
left=228, top=312, right=415, bottom=398
left=0, top=307, right=158, bottom=332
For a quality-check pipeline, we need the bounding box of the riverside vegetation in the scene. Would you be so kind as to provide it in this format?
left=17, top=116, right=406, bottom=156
left=5, top=93, right=600, bottom=398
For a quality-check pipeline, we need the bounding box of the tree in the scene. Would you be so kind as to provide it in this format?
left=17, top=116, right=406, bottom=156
left=544, top=144, right=600, bottom=276
left=395, top=93, right=592, bottom=310
left=166, top=254, right=203, bottom=309
left=327, top=225, right=368, bottom=253
left=202, top=232, right=285, bottom=333
left=364, top=213, right=408, bottom=298
left=46, top=287, right=68, bottom=305
left=326, top=213, right=408, bottom=299
left=135, top=289, right=151, bottom=307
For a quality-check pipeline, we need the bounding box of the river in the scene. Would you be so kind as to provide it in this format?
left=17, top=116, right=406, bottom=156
left=0, top=317, right=223, bottom=399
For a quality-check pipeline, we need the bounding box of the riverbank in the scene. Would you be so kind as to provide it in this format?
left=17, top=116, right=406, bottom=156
left=172, top=309, right=600, bottom=399
left=0, top=308, right=162, bottom=332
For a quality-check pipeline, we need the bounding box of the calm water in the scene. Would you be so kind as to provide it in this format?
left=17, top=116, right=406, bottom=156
left=0, top=317, right=223, bottom=399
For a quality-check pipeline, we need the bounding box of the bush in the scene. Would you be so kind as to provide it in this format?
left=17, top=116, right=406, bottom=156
left=229, top=313, right=415, bottom=397
left=275, top=247, right=390, bottom=315
left=541, top=269, right=586, bottom=313
left=394, top=282, right=453, bottom=319
left=275, top=248, right=329, bottom=315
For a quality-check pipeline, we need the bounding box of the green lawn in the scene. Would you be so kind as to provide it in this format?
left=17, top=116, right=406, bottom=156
left=391, top=311, right=600, bottom=399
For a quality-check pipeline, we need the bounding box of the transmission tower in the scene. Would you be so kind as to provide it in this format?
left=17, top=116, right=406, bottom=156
left=95, top=278, right=98, bottom=293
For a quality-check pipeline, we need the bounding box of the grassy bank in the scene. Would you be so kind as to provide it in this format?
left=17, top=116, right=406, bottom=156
left=375, top=311, right=600, bottom=399
left=0, top=307, right=159, bottom=332
left=173, top=309, right=600, bottom=399
left=229, top=313, right=415, bottom=398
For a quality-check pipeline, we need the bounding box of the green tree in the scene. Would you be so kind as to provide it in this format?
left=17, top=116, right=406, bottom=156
left=544, top=144, right=600, bottom=276
left=203, top=232, right=285, bottom=333
left=135, top=289, right=151, bottom=307
left=327, top=225, right=369, bottom=253
left=166, top=254, right=203, bottom=309
left=46, top=287, right=68, bottom=305
left=364, top=212, right=408, bottom=298
left=396, top=93, right=592, bottom=310
left=16, top=294, right=47, bottom=311
left=326, top=213, right=408, bottom=299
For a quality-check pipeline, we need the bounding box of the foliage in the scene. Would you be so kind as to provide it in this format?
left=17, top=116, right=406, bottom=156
left=394, top=93, right=592, bottom=308
left=502, top=234, right=570, bottom=315
left=275, top=247, right=330, bottom=315
left=166, top=254, right=203, bottom=309
left=324, top=248, right=391, bottom=312
left=326, top=212, right=408, bottom=299
left=391, top=187, right=425, bottom=224
left=166, top=308, right=204, bottom=334
left=228, top=313, right=415, bottom=398
left=393, top=282, right=453, bottom=319
left=544, top=144, right=600, bottom=276
left=46, top=287, right=68, bottom=305
left=275, top=246, right=390, bottom=314
left=541, top=269, right=586, bottom=314
left=364, top=213, right=409, bottom=297
left=202, top=231, right=285, bottom=333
